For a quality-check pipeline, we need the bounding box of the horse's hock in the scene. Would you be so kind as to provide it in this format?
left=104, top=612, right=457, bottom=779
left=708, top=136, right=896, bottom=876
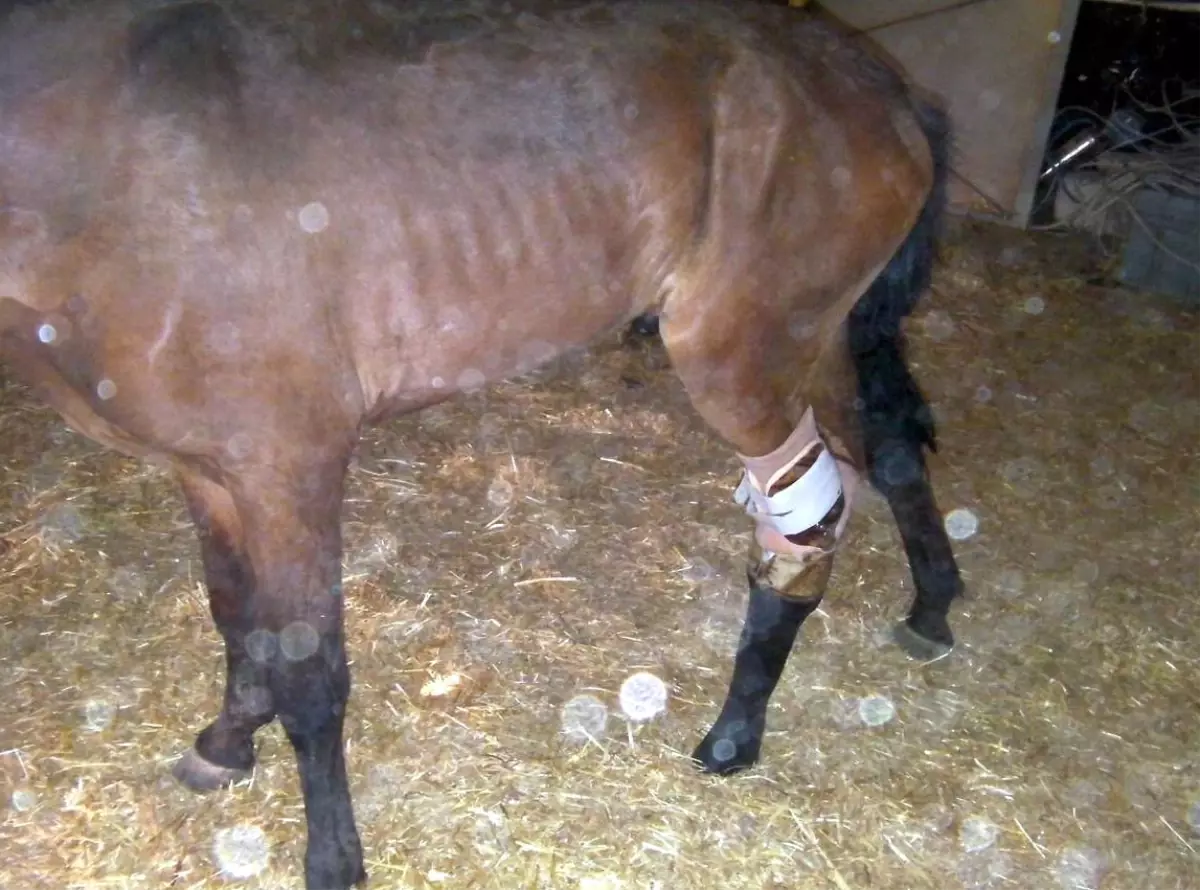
left=1, top=2, right=1197, bottom=890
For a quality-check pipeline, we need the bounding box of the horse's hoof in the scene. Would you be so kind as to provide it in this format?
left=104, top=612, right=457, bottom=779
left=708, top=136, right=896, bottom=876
left=892, top=618, right=954, bottom=662
left=172, top=748, right=252, bottom=793
left=692, top=719, right=763, bottom=776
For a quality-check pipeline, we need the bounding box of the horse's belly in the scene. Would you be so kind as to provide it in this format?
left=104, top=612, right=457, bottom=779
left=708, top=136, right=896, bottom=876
left=351, top=250, right=656, bottom=419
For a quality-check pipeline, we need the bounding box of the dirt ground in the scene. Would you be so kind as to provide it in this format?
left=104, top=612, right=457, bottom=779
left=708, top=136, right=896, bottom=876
left=1, top=219, right=1197, bottom=889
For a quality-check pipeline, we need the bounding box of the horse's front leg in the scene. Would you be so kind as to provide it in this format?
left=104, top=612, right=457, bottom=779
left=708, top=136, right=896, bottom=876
left=221, top=447, right=364, bottom=890
left=172, top=468, right=274, bottom=791
left=658, top=279, right=858, bottom=774
left=689, top=411, right=850, bottom=774
left=693, top=552, right=834, bottom=773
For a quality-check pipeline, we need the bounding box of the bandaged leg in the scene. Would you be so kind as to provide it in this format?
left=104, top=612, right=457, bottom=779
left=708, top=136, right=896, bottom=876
left=695, top=409, right=858, bottom=773
left=733, top=408, right=859, bottom=599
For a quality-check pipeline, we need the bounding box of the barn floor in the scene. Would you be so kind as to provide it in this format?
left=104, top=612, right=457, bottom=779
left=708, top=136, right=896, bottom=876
left=0, top=220, right=1197, bottom=890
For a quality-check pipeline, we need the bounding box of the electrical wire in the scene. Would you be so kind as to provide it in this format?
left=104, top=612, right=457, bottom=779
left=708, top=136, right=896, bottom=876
left=1034, top=86, right=1200, bottom=276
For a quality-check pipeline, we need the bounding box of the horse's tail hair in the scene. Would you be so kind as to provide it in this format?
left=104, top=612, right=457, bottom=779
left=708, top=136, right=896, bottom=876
left=846, top=97, right=951, bottom=465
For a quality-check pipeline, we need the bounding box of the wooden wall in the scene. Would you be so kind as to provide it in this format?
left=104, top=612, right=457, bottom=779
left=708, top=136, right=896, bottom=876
left=818, top=0, right=1083, bottom=225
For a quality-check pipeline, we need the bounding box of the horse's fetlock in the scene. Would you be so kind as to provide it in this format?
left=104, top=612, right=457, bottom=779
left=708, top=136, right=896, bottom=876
left=746, top=539, right=833, bottom=599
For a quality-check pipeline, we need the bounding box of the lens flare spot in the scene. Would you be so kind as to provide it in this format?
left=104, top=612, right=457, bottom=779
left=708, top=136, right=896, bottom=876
left=1057, top=847, right=1107, bottom=890
left=298, top=201, right=330, bottom=234
left=858, top=694, right=897, bottom=727
left=226, top=432, right=253, bottom=460
left=619, top=672, right=668, bottom=722
left=458, top=367, right=486, bottom=392
left=245, top=628, right=277, bottom=663
left=212, top=824, right=270, bottom=879
left=279, top=621, right=320, bottom=662
left=944, top=508, right=979, bottom=541
left=959, top=816, right=999, bottom=853
left=83, top=699, right=116, bottom=732
left=560, top=694, right=608, bottom=744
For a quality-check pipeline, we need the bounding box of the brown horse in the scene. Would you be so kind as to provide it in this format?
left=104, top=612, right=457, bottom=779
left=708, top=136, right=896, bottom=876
left=0, top=1, right=963, bottom=887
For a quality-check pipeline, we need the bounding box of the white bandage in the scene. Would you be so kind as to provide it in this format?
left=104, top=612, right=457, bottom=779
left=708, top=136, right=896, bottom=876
left=735, top=444, right=842, bottom=537
left=731, top=407, right=857, bottom=561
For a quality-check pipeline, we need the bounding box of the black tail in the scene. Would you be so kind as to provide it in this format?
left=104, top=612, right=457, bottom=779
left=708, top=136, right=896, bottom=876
left=848, top=99, right=962, bottom=657
left=848, top=98, right=950, bottom=464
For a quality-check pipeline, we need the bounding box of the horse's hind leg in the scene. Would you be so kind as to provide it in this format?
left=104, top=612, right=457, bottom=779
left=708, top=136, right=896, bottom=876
left=172, top=469, right=274, bottom=792
left=845, top=112, right=964, bottom=661
left=659, top=283, right=861, bottom=775
left=849, top=311, right=963, bottom=661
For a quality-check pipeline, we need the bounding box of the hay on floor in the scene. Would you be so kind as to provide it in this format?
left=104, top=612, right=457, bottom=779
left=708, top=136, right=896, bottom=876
left=1, top=220, right=1197, bottom=889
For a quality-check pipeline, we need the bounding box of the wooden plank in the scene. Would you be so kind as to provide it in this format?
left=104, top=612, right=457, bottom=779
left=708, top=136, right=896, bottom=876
left=821, top=0, right=1083, bottom=224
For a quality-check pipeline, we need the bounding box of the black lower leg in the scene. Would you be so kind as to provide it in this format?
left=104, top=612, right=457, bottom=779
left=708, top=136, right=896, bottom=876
left=852, top=338, right=963, bottom=660
left=845, top=104, right=961, bottom=659
left=193, top=633, right=275, bottom=771
left=693, top=577, right=824, bottom=775
left=272, top=637, right=365, bottom=890
left=883, top=470, right=963, bottom=659
left=194, top=545, right=271, bottom=765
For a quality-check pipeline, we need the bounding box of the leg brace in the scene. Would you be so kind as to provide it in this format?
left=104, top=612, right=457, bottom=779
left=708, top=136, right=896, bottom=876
left=734, top=408, right=859, bottom=595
